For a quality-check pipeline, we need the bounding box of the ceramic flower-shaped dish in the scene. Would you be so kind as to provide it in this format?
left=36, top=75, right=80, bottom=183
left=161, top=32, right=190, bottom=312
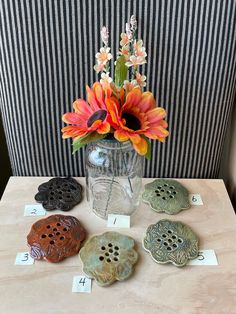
left=142, top=179, right=190, bottom=214
left=35, top=177, right=83, bottom=211
left=80, top=231, right=138, bottom=286
left=143, top=219, right=199, bottom=267
left=27, top=214, right=86, bottom=263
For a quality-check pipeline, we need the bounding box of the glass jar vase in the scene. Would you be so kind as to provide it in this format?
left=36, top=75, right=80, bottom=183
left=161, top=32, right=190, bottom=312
left=85, top=139, right=143, bottom=219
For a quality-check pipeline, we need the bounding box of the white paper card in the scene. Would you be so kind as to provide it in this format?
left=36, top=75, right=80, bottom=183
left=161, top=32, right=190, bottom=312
left=189, top=194, right=203, bottom=205
left=15, top=252, right=35, bottom=265
left=107, top=214, right=130, bottom=228
left=72, top=276, right=92, bottom=293
left=24, top=204, right=46, bottom=216
left=188, top=250, right=218, bottom=265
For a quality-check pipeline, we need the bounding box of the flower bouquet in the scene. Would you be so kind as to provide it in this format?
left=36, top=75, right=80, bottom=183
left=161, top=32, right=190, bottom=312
left=62, top=15, right=168, bottom=157
left=62, top=16, right=169, bottom=218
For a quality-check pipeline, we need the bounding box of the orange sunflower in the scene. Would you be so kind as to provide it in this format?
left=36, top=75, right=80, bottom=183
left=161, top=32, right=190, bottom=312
left=106, top=88, right=169, bottom=155
left=62, top=82, right=111, bottom=140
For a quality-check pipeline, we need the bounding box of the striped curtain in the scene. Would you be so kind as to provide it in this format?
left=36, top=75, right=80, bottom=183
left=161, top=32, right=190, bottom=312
left=0, top=0, right=235, bottom=178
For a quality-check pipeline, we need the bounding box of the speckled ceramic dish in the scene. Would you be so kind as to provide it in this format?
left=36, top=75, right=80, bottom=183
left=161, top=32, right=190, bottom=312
left=143, top=219, right=199, bottom=267
left=80, top=231, right=138, bottom=286
left=142, top=179, right=190, bottom=214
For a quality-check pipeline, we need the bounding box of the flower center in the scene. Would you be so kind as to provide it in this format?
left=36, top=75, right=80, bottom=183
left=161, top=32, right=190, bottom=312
left=87, top=110, right=107, bottom=127
left=122, top=113, right=141, bottom=131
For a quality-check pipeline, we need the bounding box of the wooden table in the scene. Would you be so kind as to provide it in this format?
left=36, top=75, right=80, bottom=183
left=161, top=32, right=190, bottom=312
left=0, top=177, right=236, bottom=314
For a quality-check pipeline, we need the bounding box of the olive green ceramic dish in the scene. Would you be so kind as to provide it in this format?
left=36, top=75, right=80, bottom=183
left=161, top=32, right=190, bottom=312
left=142, top=179, right=190, bottom=214
left=143, top=219, right=199, bottom=267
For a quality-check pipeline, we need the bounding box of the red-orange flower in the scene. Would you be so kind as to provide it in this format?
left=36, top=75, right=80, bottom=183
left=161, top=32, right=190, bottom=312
left=62, top=82, right=111, bottom=139
left=106, top=88, right=169, bottom=155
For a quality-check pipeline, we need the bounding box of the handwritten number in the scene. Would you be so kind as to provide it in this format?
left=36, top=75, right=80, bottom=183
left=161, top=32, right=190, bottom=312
left=79, top=277, right=86, bottom=286
left=21, top=253, right=29, bottom=262
left=31, top=209, right=37, bottom=215
left=192, top=196, right=197, bottom=202
left=197, top=251, right=205, bottom=261
left=113, top=218, right=117, bottom=225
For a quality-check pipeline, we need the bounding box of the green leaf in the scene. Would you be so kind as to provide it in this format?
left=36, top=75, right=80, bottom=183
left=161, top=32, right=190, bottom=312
left=145, top=139, right=151, bottom=160
left=72, top=132, right=106, bottom=154
left=115, top=55, right=128, bottom=87
left=141, top=136, right=151, bottom=160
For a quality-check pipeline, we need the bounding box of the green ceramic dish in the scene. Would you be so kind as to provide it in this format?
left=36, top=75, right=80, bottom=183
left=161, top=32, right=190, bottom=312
left=142, top=179, right=190, bottom=214
left=143, top=219, right=199, bottom=267
left=80, top=231, right=138, bottom=286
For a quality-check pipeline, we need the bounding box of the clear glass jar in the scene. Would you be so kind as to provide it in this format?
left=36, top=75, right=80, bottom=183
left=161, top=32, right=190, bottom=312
left=85, top=139, right=143, bottom=219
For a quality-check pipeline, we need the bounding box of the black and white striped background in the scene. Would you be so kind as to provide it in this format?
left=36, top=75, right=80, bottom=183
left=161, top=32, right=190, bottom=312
left=0, top=0, right=235, bottom=178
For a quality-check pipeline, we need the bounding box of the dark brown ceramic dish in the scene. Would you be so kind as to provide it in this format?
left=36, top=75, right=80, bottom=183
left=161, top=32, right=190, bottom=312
left=35, top=177, right=83, bottom=211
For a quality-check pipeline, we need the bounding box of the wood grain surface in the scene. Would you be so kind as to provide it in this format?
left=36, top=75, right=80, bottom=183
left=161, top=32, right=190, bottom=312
left=0, top=177, right=236, bottom=314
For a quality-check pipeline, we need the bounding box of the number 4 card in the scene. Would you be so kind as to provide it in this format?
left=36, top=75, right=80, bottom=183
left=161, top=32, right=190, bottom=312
left=72, top=276, right=92, bottom=293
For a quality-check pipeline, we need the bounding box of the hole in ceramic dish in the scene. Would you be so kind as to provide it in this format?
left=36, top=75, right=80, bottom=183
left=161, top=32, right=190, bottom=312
left=63, top=228, right=67, bottom=231
left=56, top=232, right=60, bottom=235
left=107, top=258, right=111, bottom=263
left=50, top=197, right=54, bottom=200
left=168, top=239, right=172, bottom=243
left=60, top=236, right=65, bottom=240
left=173, top=243, right=177, bottom=248
left=53, top=228, right=57, bottom=231
left=157, top=238, right=161, bottom=242
left=59, top=197, right=63, bottom=200
left=164, top=184, right=168, bottom=187
left=59, top=191, right=62, bottom=194
left=155, top=190, right=160, bottom=193
left=156, top=193, right=161, bottom=196
left=99, top=256, right=104, bottom=261
left=178, top=239, right=183, bottom=243
left=162, top=234, right=167, bottom=238
left=157, top=186, right=162, bottom=189
left=167, top=190, right=171, bottom=194
left=162, top=197, right=166, bottom=200
left=167, top=230, right=172, bottom=234
left=167, top=246, right=172, bottom=251
left=109, top=249, right=113, bottom=253
left=57, top=223, right=61, bottom=226
left=161, top=189, right=165, bottom=192
left=108, top=243, right=113, bottom=247
left=101, top=246, right=106, bottom=250
left=114, top=257, right=118, bottom=262
left=50, top=240, right=54, bottom=245
left=173, top=191, right=177, bottom=195
left=105, top=252, right=109, bottom=256
left=170, top=186, right=174, bottom=189
left=114, top=246, right=119, bottom=250
left=46, top=225, right=50, bottom=229
left=41, top=234, right=46, bottom=238
left=48, top=234, right=53, bottom=238
left=163, top=242, right=168, bottom=246
left=172, top=235, right=177, bottom=239
left=169, top=195, right=174, bottom=199
left=114, top=252, right=119, bottom=256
